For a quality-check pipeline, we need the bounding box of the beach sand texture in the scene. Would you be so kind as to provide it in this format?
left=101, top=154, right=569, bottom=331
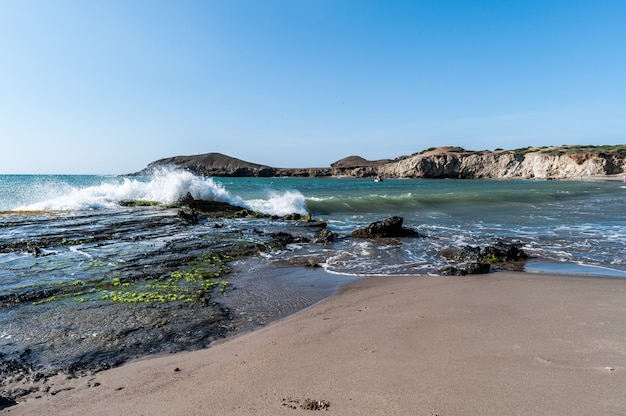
left=6, top=272, right=626, bottom=415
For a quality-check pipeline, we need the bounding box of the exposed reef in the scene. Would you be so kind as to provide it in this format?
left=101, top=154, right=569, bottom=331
left=1, top=197, right=528, bottom=407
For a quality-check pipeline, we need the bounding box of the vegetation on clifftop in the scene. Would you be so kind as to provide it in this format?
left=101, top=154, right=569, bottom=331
left=537, top=144, right=626, bottom=157
left=421, top=144, right=626, bottom=157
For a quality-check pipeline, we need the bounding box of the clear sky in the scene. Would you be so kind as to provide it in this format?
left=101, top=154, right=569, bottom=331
left=1, top=0, right=625, bottom=174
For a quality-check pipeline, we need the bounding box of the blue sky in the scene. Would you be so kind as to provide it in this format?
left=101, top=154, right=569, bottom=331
left=1, top=0, right=625, bottom=174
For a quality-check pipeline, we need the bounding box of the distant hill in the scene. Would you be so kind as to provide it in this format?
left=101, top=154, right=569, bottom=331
left=330, top=155, right=393, bottom=168
left=132, top=153, right=276, bottom=177
left=131, top=145, right=626, bottom=180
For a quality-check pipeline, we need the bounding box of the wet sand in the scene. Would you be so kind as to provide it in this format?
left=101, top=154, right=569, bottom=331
left=5, top=271, right=626, bottom=415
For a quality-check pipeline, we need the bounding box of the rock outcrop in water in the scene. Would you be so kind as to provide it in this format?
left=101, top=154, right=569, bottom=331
left=132, top=145, right=626, bottom=180
left=439, top=240, right=529, bottom=275
left=350, top=216, right=419, bottom=238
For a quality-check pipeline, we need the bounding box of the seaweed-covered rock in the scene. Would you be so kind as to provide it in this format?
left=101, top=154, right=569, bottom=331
left=350, top=216, right=419, bottom=238
left=278, top=213, right=306, bottom=221
left=459, top=240, right=528, bottom=263
left=439, top=240, right=528, bottom=275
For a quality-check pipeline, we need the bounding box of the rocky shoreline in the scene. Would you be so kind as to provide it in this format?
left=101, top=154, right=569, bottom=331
left=0, top=194, right=529, bottom=407
left=132, top=145, right=626, bottom=180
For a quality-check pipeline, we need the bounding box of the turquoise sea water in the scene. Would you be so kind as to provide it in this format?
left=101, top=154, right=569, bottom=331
left=2, top=171, right=626, bottom=283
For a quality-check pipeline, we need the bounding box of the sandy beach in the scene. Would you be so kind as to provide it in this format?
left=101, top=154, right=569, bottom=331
left=4, top=271, right=626, bottom=415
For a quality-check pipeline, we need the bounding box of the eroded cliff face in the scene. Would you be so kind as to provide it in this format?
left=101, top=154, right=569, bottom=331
left=133, top=147, right=626, bottom=179
left=377, top=151, right=626, bottom=179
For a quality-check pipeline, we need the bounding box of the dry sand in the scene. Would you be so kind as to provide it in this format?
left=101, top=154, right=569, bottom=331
left=5, top=272, right=626, bottom=415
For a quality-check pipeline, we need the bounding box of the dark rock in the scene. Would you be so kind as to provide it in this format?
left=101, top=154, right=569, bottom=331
left=268, top=232, right=310, bottom=248
left=280, top=257, right=322, bottom=268
left=182, top=198, right=266, bottom=219
left=439, top=266, right=465, bottom=276
left=270, top=232, right=296, bottom=247
left=459, top=240, right=527, bottom=263
left=177, top=191, right=195, bottom=206
left=439, top=262, right=491, bottom=275
left=0, top=288, right=62, bottom=306
left=258, top=167, right=277, bottom=177
left=312, top=227, right=338, bottom=244
left=483, top=240, right=528, bottom=261
left=465, top=262, right=492, bottom=274
left=350, top=216, right=419, bottom=238
left=274, top=168, right=333, bottom=177
left=0, top=395, right=18, bottom=410
left=278, top=213, right=304, bottom=221
left=177, top=209, right=199, bottom=225
left=458, top=245, right=481, bottom=262
left=439, top=240, right=528, bottom=275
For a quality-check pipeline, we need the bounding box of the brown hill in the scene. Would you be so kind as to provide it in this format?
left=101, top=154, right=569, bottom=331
left=331, top=155, right=393, bottom=168
left=135, top=153, right=276, bottom=177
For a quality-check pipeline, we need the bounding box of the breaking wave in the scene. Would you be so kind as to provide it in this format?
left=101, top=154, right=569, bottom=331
left=13, top=170, right=307, bottom=216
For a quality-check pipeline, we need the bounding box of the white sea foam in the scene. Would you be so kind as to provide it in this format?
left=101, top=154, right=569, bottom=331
left=244, top=190, right=307, bottom=216
left=10, top=169, right=233, bottom=210
left=15, top=169, right=307, bottom=216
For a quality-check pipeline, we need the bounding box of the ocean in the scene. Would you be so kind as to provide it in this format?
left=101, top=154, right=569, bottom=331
left=1, top=170, right=625, bottom=382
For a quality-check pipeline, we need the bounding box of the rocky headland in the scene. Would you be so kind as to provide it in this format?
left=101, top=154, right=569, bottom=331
left=133, top=144, right=626, bottom=180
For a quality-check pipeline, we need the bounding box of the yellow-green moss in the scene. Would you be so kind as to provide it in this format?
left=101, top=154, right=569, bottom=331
left=100, top=253, right=233, bottom=304
left=30, top=252, right=238, bottom=306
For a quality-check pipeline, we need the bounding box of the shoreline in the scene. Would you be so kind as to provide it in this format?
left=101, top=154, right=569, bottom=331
left=5, top=270, right=626, bottom=415
left=584, top=173, right=626, bottom=182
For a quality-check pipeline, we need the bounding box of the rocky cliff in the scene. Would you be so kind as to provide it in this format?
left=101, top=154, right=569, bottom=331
left=133, top=145, right=626, bottom=180
left=378, top=146, right=626, bottom=179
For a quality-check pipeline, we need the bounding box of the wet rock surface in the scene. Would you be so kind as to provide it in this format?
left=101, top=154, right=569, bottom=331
left=458, top=240, right=528, bottom=263
left=312, top=226, right=338, bottom=244
left=439, top=240, right=529, bottom=275
left=0, top=201, right=330, bottom=404
left=350, top=216, right=419, bottom=238
left=0, top=203, right=530, bottom=406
